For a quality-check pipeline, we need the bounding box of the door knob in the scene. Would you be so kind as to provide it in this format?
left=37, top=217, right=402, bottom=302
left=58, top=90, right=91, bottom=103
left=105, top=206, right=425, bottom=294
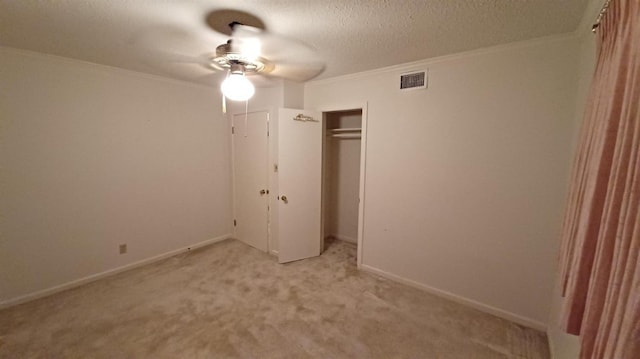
left=259, top=189, right=266, bottom=195
left=281, top=195, right=288, bottom=203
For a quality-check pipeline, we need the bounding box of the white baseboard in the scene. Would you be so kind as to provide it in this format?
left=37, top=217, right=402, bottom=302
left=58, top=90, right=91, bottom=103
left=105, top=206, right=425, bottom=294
left=327, top=234, right=357, bottom=244
left=548, top=329, right=558, bottom=359
left=360, top=264, right=547, bottom=332
left=547, top=325, right=580, bottom=359
left=0, top=234, right=231, bottom=310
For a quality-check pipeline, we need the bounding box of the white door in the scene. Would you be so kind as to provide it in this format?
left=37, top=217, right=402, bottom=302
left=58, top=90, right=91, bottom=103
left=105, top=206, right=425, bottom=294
left=232, top=111, right=269, bottom=252
left=277, top=108, right=323, bottom=263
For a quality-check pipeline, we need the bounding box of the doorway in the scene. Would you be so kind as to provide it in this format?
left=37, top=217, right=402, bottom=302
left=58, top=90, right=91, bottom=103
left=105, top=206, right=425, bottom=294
left=232, top=106, right=367, bottom=266
left=322, top=109, right=364, bottom=265
left=232, top=111, right=269, bottom=252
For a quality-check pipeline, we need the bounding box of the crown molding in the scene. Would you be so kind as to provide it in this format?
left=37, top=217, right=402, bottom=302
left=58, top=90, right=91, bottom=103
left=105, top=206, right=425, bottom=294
left=0, top=46, right=218, bottom=91
left=306, top=32, right=577, bottom=88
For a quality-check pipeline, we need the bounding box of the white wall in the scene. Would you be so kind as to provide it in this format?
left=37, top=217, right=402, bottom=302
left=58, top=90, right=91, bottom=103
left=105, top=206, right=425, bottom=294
left=545, top=38, right=594, bottom=359
left=324, top=112, right=362, bottom=242
left=547, top=0, right=600, bottom=357
left=0, top=47, right=232, bottom=306
left=305, top=35, right=581, bottom=328
left=546, top=30, right=595, bottom=359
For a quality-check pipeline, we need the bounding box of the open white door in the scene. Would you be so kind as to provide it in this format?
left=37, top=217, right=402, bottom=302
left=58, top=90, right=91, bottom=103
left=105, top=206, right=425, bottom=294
left=232, top=111, right=269, bottom=252
left=277, top=108, right=323, bottom=263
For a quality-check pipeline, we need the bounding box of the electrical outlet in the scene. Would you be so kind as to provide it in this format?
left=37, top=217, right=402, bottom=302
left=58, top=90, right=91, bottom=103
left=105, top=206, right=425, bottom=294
left=119, top=244, right=127, bottom=254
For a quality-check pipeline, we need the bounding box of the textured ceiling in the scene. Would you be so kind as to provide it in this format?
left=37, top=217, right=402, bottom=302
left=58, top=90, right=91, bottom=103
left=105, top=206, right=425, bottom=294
left=0, top=0, right=589, bottom=86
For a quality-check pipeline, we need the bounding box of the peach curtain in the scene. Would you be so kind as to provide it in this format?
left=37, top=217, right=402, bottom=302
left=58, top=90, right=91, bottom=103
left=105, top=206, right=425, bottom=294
left=557, top=0, right=640, bottom=358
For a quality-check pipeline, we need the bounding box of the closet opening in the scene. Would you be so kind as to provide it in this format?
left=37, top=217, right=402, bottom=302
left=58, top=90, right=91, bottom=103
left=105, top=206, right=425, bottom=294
left=322, top=108, right=364, bottom=266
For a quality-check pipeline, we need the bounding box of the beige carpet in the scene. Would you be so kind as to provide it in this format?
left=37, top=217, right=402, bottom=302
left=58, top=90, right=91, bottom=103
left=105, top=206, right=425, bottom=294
left=0, top=238, right=549, bottom=358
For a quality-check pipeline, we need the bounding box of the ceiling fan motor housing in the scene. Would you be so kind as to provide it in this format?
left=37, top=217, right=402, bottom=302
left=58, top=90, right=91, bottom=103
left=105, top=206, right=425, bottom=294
left=209, top=41, right=271, bottom=74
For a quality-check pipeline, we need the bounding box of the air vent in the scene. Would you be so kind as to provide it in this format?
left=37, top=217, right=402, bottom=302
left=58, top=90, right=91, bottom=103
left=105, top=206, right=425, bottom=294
left=400, top=71, right=427, bottom=90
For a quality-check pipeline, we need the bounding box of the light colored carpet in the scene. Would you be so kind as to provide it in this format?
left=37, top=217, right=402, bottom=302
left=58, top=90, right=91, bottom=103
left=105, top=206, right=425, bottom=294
left=0, top=238, right=549, bottom=358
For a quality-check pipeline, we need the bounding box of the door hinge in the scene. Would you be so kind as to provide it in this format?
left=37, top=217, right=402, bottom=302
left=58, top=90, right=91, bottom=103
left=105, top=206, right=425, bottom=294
left=233, top=219, right=237, bottom=226
left=231, top=126, right=235, bottom=134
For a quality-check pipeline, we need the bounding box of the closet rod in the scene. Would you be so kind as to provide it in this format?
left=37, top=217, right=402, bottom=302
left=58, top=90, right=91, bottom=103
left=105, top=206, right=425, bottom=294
left=329, top=127, right=361, bottom=133
left=592, top=0, right=612, bottom=33
left=330, top=133, right=361, bottom=139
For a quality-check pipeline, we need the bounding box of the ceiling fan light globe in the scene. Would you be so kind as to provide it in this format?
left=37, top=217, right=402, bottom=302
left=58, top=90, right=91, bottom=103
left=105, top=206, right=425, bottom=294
left=221, top=73, right=255, bottom=101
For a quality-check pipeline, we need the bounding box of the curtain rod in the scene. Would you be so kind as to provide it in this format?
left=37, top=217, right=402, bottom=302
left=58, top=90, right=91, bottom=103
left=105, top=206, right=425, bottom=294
left=592, top=0, right=612, bottom=33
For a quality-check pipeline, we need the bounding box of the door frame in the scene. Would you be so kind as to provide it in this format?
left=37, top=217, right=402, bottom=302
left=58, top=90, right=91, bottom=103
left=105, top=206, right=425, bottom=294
left=230, top=109, right=271, bottom=252
left=319, top=102, right=368, bottom=269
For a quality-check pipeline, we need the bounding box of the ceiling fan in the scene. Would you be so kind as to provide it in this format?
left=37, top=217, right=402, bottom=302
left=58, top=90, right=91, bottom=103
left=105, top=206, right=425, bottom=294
left=210, top=23, right=277, bottom=101
left=147, top=10, right=325, bottom=103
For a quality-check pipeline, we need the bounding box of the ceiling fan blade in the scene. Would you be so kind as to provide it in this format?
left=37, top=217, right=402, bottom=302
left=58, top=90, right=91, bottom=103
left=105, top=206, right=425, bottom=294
left=132, top=25, right=225, bottom=74
left=147, top=49, right=210, bottom=66
left=135, top=48, right=221, bottom=81
left=231, top=25, right=325, bottom=81
left=260, top=61, right=326, bottom=82
left=246, top=74, right=283, bottom=88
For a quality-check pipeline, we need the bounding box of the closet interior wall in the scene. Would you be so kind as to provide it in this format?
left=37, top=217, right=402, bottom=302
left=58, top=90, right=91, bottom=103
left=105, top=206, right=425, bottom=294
left=323, top=110, right=362, bottom=245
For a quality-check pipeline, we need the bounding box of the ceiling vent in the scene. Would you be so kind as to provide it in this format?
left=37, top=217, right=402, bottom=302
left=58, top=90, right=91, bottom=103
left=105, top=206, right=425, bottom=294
left=400, top=70, right=427, bottom=91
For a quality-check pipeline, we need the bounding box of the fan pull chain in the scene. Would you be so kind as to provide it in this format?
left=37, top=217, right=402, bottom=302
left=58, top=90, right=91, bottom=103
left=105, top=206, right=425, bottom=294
left=222, top=94, right=226, bottom=114
left=222, top=70, right=229, bottom=114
